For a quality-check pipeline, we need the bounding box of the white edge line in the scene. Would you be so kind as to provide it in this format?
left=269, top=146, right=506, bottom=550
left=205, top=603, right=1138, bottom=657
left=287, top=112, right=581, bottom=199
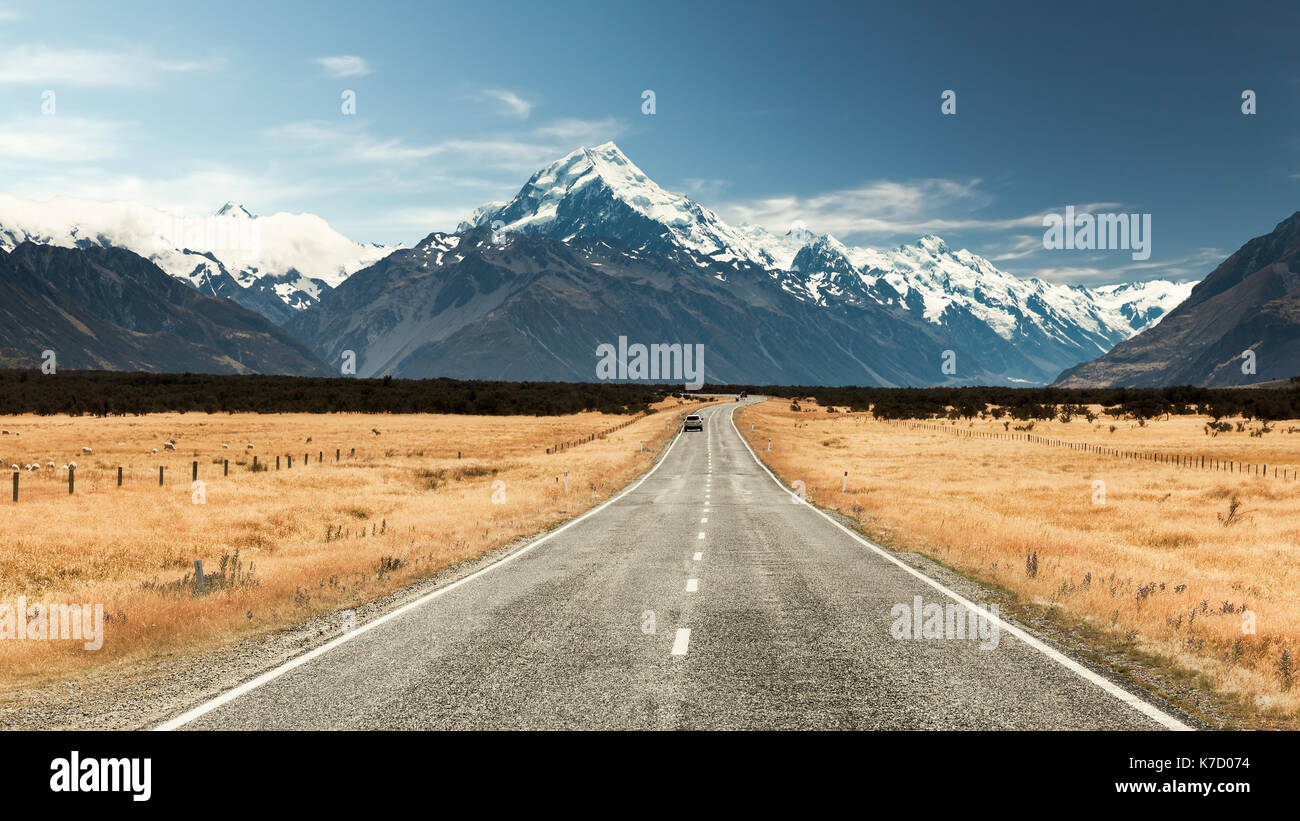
left=728, top=402, right=1192, bottom=732
left=155, top=415, right=690, bottom=731
left=671, top=627, right=691, bottom=655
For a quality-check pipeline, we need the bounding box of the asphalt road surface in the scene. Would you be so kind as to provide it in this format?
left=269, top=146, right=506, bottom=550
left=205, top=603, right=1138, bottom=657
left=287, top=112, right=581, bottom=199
left=161, top=399, right=1188, bottom=730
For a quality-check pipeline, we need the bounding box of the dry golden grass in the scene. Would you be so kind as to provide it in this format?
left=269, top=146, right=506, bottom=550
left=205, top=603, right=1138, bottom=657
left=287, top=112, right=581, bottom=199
left=0, top=399, right=709, bottom=691
left=739, top=399, right=1300, bottom=726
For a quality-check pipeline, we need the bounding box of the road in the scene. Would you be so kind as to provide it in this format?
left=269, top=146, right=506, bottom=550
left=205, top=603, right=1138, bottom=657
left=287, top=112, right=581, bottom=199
left=160, top=399, right=1188, bottom=730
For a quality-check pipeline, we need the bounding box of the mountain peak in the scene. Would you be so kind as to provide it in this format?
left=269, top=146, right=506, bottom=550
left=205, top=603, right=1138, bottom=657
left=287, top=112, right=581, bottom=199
left=914, top=234, right=949, bottom=253
left=215, top=202, right=255, bottom=219
left=469, top=142, right=780, bottom=266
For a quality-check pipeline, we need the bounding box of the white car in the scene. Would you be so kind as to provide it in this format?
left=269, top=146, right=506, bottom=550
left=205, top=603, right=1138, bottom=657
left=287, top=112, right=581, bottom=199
left=684, top=414, right=704, bottom=432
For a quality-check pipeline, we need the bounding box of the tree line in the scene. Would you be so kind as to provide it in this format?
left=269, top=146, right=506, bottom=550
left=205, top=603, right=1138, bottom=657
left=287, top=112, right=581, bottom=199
left=706, top=382, right=1300, bottom=421
left=0, top=371, right=684, bottom=416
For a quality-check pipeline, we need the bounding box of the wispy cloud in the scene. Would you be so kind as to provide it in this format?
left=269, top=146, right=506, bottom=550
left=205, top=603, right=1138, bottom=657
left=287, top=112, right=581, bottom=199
left=0, top=45, right=223, bottom=87
left=314, top=55, right=371, bottom=78
left=381, top=205, right=488, bottom=233
left=529, top=117, right=626, bottom=144
left=265, top=118, right=626, bottom=172
left=476, top=88, right=533, bottom=119
left=0, top=116, right=126, bottom=162
left=0, top=5, right=21, bottom=22
left=681, top=178, right=729, bottom=199
left=720, top=178, right=1029, bottom=238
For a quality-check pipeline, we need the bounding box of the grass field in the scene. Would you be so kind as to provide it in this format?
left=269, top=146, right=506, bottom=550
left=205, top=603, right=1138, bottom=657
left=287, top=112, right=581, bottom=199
left=738, top=399, right=1300, bottom=727
left=0, top=399, right=708, bottom=692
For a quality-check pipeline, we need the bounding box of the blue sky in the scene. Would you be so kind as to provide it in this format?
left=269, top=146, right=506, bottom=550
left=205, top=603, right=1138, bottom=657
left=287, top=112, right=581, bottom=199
left=1, top=0, right=1297, bottom=285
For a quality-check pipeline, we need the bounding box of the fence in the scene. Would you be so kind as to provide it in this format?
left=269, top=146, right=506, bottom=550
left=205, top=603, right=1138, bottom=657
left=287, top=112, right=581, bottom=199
left=7, top=405, right=697, bottom=501
left=883, top=419, right=1298, bottom=481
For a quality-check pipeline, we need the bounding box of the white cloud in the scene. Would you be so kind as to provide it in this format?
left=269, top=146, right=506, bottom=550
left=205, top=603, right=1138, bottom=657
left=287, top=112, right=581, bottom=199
left=0, top=45, right=223, bottom=87
left=314, top=55, right=372, bottom=78
left=0, top=6, right=21, bottom=22
left=478, top=88, right=532, bottom=119
left=0, top=116, right=126, bottom=162
left=1, top=167, right=315, bottom=219
left=718, top=181, right=1145, bottom=248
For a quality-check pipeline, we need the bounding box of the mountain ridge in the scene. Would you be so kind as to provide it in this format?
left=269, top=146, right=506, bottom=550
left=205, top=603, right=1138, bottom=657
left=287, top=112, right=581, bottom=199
left=1055, top=212, right=1300, bottom=387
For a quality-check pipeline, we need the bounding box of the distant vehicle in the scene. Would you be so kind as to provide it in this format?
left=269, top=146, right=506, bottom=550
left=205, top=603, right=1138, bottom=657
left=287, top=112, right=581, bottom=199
left=738, top=391, right=747, bottom=400
left=684, top=414, right=704, bottom=432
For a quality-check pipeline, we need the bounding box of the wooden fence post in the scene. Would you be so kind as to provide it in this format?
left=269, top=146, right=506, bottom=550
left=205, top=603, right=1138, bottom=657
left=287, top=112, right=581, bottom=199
left=12, top=471, right=17, bottom=502
left=224, top=459, right=229, bottom=476
left=159, top=466, right=165, bottom=486
left=192, top=461, right=198, bottom=481
left=117, top=466, right=123, bottom=486
left=69, top=466, right=75, bottom=494
left=195, top=560, right=204, bottom=595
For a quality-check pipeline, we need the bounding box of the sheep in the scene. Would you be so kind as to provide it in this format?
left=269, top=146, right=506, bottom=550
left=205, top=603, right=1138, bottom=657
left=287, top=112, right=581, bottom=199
left=1, top=429, right=8, bottom=435
left=46, top=461, right=54, bottom=469
left=7, top=464, right=17, bottom=471
left=163, top=441, right=176, bottom=451
left=68, top=461, right=77, bottom=470
left=82, top=446, right=93, bottom=454
left=151, top=448, right=158, bottom=455
left=221, top=443, right=229, bottom=449
left=246, top=443, right=254, bottom=450
left=305, top=436, right=313, bottom=444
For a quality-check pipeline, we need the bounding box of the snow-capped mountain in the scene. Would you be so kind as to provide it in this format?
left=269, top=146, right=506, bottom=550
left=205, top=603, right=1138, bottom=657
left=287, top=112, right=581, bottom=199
left=0, top=194, right=400, bottom=325
left=1088, top=279, right=1198, bottom=334
left=287, top=225, right=993, bottom=385
left=460, top=143, right=784, bottom=268
left=464, top=142, right=1196, bottom=384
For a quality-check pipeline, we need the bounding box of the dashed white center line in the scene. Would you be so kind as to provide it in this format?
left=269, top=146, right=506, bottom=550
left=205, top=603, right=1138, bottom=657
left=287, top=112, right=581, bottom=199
left=671, top=628, right=691, bottom=656
left=700, top=517, right=708, bottom=523
left=693, top=551, right=702, bottom=561
left=686, top=578, right=699, bottom=593
left=697, top=531, right=706, bottom=539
